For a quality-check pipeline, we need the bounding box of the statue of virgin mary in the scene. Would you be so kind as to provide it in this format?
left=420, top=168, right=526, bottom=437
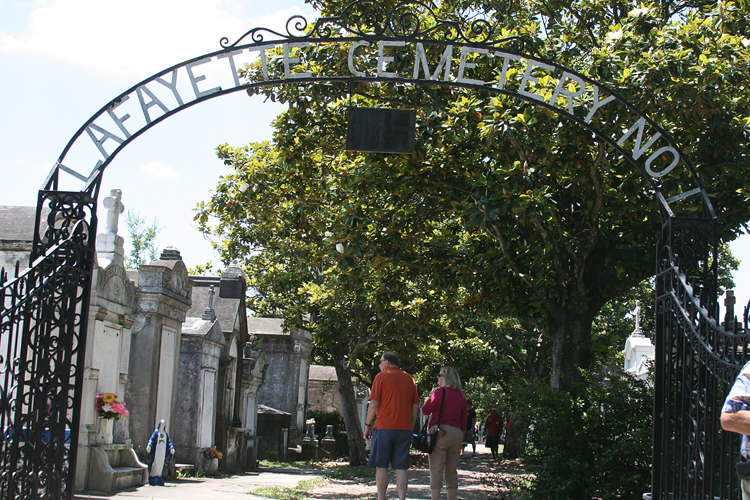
left=146, top=419, right=175, bottom=486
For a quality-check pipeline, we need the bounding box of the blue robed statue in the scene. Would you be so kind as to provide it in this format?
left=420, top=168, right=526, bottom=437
left=146, top=419, right=175, bottom=486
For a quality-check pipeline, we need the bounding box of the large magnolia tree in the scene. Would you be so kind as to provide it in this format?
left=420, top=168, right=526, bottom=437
left=198, top=0, right=750, bottom=462
left=199, top=141, right=475, bottom=463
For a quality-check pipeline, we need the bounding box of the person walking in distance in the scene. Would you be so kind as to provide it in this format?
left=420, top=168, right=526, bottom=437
left=364, top=352, right=420, bottom=500
left=462, top=399, right=477, bottom=457
left=484, top=405, right=504, bottom=459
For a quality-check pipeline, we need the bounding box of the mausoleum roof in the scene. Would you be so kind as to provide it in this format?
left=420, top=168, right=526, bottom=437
left=247, top=317, right=286, bottom=335
left=624, top=333, right=655, bottom=353
left=187, top=275, right=245, bottom=335
left=182, top=317, right=225, bottom=345
left=258, top=404, right=291, bottom=416
left=0, top=206, right=47, bottom=242
left=309, top=365, right=337, bottom=381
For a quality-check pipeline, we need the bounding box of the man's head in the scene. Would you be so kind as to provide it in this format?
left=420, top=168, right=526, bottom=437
left=379, top=351, right=399, bottom=371
left=491, top=406, right=498, bottom=413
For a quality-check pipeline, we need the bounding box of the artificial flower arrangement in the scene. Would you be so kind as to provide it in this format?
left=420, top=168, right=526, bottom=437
left=95, top=392, right=129, bottom=419
left=203, top=447, right=223, bottom=460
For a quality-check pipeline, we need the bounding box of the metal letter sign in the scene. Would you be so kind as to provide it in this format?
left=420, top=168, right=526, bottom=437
left=346, top=108, right=416, bottom=154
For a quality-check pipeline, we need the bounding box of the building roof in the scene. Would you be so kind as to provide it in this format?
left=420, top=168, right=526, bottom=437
left=258, top=404, right=291, bottom=416
left=309, top=365, right=337, bottom=382
left=624, top=333, right=656, bottom=357
left=247, top=317, right=286, bottom=336
left=189, top=283, right=239, bottom=331
left=186, top=263, right=247, bottom=335
left=181, top=317, right=226, bottom=345
left=0, top=206, right=43, bottom=242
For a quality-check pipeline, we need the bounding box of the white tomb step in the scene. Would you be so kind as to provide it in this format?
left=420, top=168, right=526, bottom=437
left=87, top=444, right=147, bottom=493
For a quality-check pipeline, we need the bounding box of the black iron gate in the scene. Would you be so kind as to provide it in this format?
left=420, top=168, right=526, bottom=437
left=0, top=180, right=98, bottom=499
left=654, top=216, right=749, bottom=500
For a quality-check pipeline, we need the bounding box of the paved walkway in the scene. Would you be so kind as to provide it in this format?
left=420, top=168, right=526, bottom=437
left=73, top=444, right=526, bottom=500
left=74, top=468, right=324, bottom=500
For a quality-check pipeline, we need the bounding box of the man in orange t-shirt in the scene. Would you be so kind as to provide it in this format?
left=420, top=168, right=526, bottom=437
left=363, top=352, right=420, bottom=500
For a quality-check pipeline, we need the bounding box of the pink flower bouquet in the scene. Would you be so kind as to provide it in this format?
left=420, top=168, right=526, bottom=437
left=95, top=392, right=129, bottom=419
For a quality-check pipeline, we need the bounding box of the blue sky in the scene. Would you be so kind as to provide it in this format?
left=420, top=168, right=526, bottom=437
left=0, top=0, right=311, bottom=266
left=1, top=0, right=748, bottom=320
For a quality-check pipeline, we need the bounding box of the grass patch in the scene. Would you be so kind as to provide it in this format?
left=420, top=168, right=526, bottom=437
left=176, top=468, right=206, bottom=479
left=326, top=464, right=375, bottom=480
left=258, top=460, right=323, bottom=470
left=250, top=476, right=326, bottom=499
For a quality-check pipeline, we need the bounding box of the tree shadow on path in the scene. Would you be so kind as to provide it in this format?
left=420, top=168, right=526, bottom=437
left=310, top=448, right=532, bottom=500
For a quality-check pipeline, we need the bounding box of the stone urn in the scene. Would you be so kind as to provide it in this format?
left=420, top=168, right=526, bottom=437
left=202, top=457, right=219, bottom=475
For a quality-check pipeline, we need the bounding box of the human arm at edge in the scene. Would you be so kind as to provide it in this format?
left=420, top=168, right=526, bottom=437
left=412, top=403, right=419, bottom=427
left=364, top=399, right=379, bottom=439
left=721, top=409, right=750, bottom=436
left=421, top=389, right=439, bottom=415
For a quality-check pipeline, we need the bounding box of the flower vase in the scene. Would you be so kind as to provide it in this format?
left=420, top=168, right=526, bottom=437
left=209, top=457, right=219, bottom=474
left=97, top=417, right=114, bottom=445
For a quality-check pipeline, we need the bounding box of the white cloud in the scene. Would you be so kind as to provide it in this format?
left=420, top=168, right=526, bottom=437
left=140, top=161, right=178, bottom=180
left=2, top=155, right=55, bottom=205
left=0, top=0, right=314, bottom=81
left=11, top=154, right=52, bottom=174
left=0, top=31, right=21, bottom=52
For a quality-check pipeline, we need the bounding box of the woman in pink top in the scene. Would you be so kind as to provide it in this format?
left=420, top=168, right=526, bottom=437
left=421, top=367, right=468, bottom=500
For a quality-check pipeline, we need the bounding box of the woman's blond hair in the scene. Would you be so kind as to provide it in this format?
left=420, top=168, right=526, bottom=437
left=440, top=367, right=462, bottom=391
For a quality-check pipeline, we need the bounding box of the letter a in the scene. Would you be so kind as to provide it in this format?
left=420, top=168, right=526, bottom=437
left=86, top=124, right=125, bottom=160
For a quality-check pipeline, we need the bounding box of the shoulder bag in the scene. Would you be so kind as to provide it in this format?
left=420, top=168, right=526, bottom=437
left=412, top=387, right=445, bottom=454
left=737, top=459, right=750, bottom=480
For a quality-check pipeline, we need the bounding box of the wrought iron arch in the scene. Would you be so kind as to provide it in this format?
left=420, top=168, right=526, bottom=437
left=50, top=4, right=711, bottom=221
left=0, top=1, right=742, bottom=498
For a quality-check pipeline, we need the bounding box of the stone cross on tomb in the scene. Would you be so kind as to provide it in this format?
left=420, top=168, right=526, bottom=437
left=724, top=290, right=736, bottom=331
left=202, top=285, right=217, bottom=322
left=102, top=189, right=125, bottom=235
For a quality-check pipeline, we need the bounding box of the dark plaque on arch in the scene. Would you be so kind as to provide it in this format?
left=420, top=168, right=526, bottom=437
left=346, top=108, right=416, bottom=154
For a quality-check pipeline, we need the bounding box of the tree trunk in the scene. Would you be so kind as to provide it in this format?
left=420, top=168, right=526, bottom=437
left=549, top=307, right=595, bottom=393
left=333, top=358, right=368, bottom=466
